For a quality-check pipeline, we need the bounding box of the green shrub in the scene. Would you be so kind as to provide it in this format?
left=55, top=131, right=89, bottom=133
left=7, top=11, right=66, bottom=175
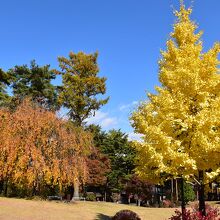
left=183, top=182, right=196, bottom=204
left=178, top=181, right=196, bottom=204
left=86, top=192, right=96, bottom=201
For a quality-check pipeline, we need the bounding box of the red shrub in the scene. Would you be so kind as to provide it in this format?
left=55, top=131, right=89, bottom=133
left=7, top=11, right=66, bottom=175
left=169, top=204, right=220, bottom=220
left=112, top=210, right=141, bottom=220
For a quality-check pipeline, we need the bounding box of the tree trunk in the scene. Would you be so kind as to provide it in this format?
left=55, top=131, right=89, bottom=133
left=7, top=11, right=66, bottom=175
left=171, top=179, right=174, bottom=203
left=4, top=182, right=7, bottom=197
left=198, top=170, right=206, bottom=216
left=180, top=177, right=186, bottom=220
left=175, top=178, right=178, bottom=202
left=72, top=178, right=80, bottom=201
left=104, top=191, right=107, bottom=202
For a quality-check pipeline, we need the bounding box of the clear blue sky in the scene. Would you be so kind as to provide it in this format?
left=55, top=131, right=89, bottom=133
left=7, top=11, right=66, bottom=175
left=1, top=0, right=219, bottom=138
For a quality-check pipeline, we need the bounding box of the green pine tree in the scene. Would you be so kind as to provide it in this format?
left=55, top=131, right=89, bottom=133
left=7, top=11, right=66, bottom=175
left=9, top=60, right=58, bottom=110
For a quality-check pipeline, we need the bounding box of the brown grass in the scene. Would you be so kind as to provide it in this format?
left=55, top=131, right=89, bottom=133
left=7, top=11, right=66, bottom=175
left=0, top=197, right=177, bottom=220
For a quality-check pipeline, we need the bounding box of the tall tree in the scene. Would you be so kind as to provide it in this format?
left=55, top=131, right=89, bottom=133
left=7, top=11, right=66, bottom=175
left=85, top=124, right=107, bottom=150
left=9, top=60, right=58, bottom=110
left=56, top=51, right=109, bottom=199
left=57, top=51, right=109, bottom=126
left=131, top=3, right=220, bottom=216
left=102, top=130, right=136, bottom=192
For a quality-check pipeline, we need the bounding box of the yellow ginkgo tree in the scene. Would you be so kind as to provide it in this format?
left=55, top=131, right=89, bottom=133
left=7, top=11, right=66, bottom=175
left=131, top=3, right=220, bottom=216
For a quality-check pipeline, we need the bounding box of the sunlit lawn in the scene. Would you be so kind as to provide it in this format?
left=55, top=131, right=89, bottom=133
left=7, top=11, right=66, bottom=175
left=0, top=197, right=178, bottom=220
left=1, top=197, right=219, bottom=220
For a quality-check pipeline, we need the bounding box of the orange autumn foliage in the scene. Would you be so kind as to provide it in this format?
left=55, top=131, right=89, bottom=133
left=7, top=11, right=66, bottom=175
left=0, top=99, right=92, bottom=194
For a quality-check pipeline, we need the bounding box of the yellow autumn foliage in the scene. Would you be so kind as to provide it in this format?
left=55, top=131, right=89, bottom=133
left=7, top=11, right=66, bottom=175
left=131, top=4, right=220, bottom=184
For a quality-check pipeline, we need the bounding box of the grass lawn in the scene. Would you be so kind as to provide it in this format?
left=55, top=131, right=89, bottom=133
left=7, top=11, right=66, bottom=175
left=0, top=197, right=178, bottom=220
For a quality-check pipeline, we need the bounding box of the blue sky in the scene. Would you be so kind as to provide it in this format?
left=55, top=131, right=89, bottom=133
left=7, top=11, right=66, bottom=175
left=1, top=0, right=220, bottom=139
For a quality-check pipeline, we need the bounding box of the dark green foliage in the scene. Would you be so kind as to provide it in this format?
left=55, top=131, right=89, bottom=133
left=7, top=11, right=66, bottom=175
left=179, top=181, right=196, bottom=204
left=102, top=130, right=136, bottom=191
left=57, top=51, right=109, bottom=126
left=85, top=126, right=137, bottom=196
left=1, top=180, right=60, bottom=199
left=9, top=60, right=58, bottom=110
left=183, top=182, right=196, bottom=204
left=85, top=124, right=107, bottom=148
left=85, top=192, right=96, bottom=201
left=0, top=69, right=11, bottom=106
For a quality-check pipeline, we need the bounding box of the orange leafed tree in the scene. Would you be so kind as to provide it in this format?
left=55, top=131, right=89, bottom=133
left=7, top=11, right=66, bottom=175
left=0, top=99, right=92, bottom=197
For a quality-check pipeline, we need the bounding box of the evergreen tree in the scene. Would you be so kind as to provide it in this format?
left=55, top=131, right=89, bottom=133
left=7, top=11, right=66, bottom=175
left=86, top=124, right=107, bottom=149
left=9, top=60, right=58, bottom=111
left=102, top=130, right=136, bottom=192
left=85, top=126, right=137, bottom=195
left=131, top=3, right=220, bottom=216
left=181, top=182, right=195, bottom=204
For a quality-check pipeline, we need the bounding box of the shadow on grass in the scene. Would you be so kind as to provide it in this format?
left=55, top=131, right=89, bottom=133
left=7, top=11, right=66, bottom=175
left=95, top=213, right=111, bottom=220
